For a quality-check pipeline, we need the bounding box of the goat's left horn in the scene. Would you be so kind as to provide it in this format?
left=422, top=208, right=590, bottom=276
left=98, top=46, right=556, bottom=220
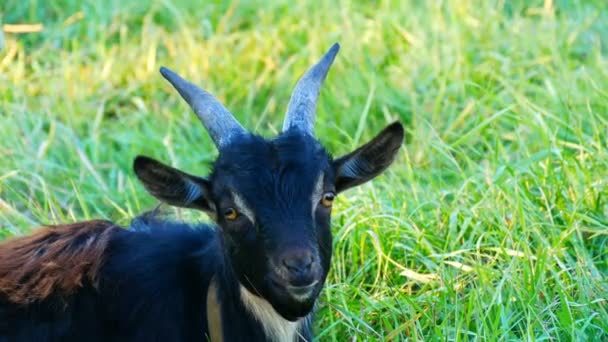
left=282, top=43, right=340, bottom=135
left=160, top=67, right=247, bottom=148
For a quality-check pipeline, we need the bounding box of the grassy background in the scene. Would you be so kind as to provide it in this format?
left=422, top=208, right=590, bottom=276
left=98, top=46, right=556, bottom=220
left=1, top=0, right=607, bottom=340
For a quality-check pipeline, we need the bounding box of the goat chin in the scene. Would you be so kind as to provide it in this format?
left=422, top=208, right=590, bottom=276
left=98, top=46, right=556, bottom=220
left=260, top=276, right=321, bottom=320
left=240, top=285, right=312, bottom=342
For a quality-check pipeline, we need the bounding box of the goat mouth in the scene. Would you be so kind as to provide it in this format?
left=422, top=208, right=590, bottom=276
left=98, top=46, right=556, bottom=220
left=269, top=278, right=319, bottom=302
left=285, top=281, right=319, bottom=300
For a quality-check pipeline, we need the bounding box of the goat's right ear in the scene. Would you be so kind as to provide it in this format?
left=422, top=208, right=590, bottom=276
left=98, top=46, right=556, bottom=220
left=133, top=156, right=214, bottom=212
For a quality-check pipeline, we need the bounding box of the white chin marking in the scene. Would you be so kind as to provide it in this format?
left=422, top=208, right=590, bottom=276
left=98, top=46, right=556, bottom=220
left=289, top=292, right=313, bottom=303
left=240, top=285, right=308, bottom=342
left=286, top=281, right=318, bottom=303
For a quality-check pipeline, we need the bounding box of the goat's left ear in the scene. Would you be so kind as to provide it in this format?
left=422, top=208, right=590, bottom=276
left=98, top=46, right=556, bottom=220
left=133, top=156, right=214, bottom=212
left=333, top=122, right=404, bottom=193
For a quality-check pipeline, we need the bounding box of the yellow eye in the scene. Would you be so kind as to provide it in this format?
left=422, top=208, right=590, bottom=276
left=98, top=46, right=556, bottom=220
left=321, top=192, right=336, bottom=207
left=224, top=208, right=239, bottom=221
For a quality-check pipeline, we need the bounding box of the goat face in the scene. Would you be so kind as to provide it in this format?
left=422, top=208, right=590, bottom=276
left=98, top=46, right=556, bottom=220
left=133, top=44, right=404, bottom=321
left=210, top=132, right=333, bottom=320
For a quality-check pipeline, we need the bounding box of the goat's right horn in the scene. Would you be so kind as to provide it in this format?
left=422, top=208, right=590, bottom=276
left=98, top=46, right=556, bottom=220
left=282, top=43, right=340, bottom=135
left=160, top=67, right=246, bottom=148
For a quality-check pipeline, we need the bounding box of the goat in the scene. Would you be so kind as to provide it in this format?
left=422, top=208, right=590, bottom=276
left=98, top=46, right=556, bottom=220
left=0, top=43, right=404, bottom=341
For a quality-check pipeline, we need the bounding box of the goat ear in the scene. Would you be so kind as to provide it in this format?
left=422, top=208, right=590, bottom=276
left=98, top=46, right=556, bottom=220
left=333, top=122, right=404, bottom=193
left=133, top=156, right=214, bottom=212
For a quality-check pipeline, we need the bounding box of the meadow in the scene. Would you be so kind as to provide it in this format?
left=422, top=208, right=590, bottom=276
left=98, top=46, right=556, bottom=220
left=1, top=0, right=607, bottom=340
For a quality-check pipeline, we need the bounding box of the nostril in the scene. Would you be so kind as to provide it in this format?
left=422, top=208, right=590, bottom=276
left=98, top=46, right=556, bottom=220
left=282, top=253, right=315, bottom=274
left=282, top=258, right=304, bottom=272
left=282, top=259, right=297, bottom=272
left=303, top=255, right=314, bottom=269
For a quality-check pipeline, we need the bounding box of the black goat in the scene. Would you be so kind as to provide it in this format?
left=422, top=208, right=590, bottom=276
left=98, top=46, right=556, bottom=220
left=0, top=44, right=404, bottom=341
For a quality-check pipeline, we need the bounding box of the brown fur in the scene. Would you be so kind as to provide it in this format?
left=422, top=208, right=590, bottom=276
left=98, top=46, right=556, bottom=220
left=0, top=220, right=118, bottom=304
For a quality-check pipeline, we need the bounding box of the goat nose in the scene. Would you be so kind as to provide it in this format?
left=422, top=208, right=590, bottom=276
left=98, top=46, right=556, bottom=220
left=281, top=249, right=314, bottom=276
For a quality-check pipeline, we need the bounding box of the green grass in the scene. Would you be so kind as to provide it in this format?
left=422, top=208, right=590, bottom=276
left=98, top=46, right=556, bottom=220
left=1, top=0, right=607, bottom=340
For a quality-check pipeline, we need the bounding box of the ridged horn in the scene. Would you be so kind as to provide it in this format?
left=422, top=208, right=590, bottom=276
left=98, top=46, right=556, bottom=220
left=160, top=67, right=246, bottom=148
left=282, top=43, right=340, bottom=135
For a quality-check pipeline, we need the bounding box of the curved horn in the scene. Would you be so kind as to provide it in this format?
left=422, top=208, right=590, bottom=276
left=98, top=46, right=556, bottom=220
left=282, top=43, right=340, bottom=135
left=160, top=67, right=246, bottom=148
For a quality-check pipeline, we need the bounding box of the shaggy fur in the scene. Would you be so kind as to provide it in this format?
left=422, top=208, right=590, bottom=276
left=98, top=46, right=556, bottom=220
left=0, top=220, right=117, bottom=304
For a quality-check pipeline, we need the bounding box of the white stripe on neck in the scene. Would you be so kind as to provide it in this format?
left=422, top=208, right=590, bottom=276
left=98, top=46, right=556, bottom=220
left=239, top=285, right=309, bottom=342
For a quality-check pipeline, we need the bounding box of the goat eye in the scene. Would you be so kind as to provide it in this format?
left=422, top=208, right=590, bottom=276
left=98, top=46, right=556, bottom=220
left=224, top=208, right=239, bottom=221
left=321, top=192, right=335, bottom=207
